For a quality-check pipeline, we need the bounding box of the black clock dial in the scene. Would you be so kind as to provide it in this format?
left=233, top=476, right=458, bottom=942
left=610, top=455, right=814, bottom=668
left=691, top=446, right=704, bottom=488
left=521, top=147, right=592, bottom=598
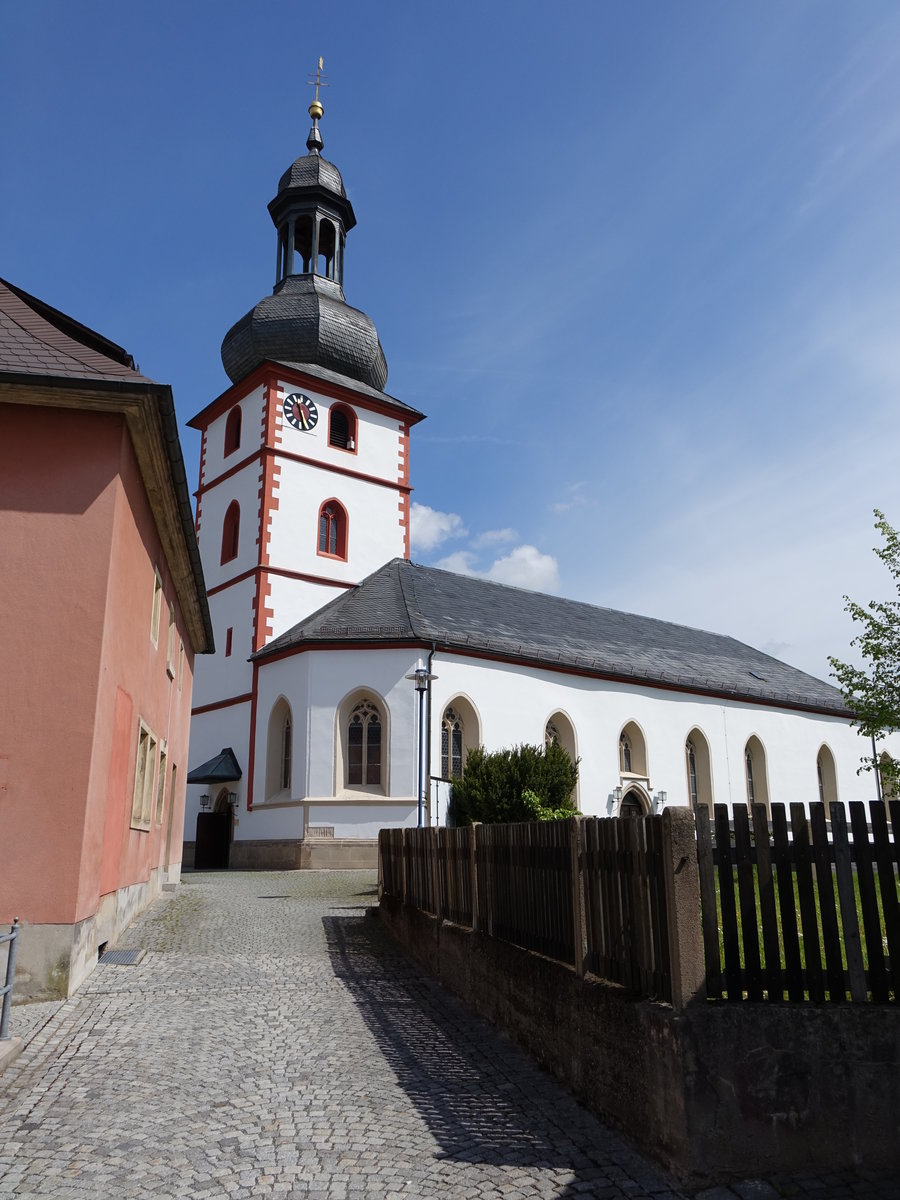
left=283, top=392, right=318, bottom=432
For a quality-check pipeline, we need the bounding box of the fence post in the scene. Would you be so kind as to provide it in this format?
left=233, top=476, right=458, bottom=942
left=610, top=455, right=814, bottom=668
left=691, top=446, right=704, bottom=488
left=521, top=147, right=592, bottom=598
left=400, top=828, right=408, bottom=906
left=471, top=822, right=481, bottom=933
left=570, top=816, right=587, bottom=978
left=662, top=808, right=706, bottom=1009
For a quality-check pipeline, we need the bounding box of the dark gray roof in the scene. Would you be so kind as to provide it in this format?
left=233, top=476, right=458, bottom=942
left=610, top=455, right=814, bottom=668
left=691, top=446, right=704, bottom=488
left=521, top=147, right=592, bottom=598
left=277, top=153, right=346, bottom=200
left=256, top=559, right=849, bottom=715
left=187, top=747, right=243, bottom=784
left=0, top=277, right=151, bottom=382
left=221, top=274, right=388, bottom=391
left=271, top=360, right=424, bottom=419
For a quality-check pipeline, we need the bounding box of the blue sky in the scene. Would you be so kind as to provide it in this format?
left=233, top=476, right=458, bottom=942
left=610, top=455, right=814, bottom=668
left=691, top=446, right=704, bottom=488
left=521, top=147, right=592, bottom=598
left=4, top=2, right=900, bottom=680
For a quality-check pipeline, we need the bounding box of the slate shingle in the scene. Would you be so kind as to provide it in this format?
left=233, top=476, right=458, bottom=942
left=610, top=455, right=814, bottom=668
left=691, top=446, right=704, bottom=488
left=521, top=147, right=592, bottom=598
left=256, top=559, right=848, bottom=715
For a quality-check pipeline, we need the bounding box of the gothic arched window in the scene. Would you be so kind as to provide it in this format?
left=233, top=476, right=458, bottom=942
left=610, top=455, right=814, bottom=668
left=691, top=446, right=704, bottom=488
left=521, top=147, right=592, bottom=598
left=442, top=707, right=464, bottom=779
left=265, top=697, right=293, bottom=800
left=619, top=732, right=632, bottom=774
left=317, top=499, right=348, bottom=560
left=348, top=700, right=382, bottom=787
left=745, top=736, right=769, bottom=812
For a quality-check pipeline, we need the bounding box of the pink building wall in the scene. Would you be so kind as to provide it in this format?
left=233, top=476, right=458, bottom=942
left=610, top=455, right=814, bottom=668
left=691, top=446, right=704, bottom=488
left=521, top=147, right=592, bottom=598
left=0, top=403, right=195, bottom=988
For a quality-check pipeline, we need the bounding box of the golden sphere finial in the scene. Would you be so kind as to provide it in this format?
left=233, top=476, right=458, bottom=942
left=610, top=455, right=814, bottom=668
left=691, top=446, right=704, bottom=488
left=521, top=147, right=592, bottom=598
left=308, top=98, right=324, bottom=121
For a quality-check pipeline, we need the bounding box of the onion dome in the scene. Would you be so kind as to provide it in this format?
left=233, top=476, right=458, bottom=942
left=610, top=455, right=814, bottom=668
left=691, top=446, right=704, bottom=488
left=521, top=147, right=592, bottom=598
left=221, top=90, right=388, bottom=390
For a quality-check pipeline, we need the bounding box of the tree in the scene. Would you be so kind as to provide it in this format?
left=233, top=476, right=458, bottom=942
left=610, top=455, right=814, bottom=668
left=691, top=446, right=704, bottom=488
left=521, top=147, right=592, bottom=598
left=447, top=742, right=579, bottom=826
left=829, top=509, right=900, bottom=794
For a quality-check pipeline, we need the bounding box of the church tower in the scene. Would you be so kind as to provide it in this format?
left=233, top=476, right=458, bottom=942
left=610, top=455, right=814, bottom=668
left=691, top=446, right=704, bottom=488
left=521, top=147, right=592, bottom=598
left=186, top=82, right=425, bottom=832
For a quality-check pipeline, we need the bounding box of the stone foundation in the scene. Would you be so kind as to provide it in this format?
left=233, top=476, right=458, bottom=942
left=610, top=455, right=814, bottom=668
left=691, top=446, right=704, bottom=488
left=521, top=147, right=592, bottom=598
left=4, top=868, right=168, bottom=1001
left=182, top=838, right=378, bottom=870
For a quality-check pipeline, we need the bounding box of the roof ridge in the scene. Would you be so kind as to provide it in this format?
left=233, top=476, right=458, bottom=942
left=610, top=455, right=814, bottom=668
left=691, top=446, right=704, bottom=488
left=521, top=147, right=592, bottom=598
left=397, top=559, right=426, bottom=637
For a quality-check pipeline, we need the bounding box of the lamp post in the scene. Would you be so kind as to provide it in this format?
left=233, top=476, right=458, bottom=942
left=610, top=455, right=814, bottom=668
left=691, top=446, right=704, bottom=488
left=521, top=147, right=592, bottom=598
left=406, top=666, right=437, bottom=828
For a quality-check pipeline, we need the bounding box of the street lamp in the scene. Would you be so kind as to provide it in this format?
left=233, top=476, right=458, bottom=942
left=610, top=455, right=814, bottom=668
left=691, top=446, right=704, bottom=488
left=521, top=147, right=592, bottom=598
left=406, top=666, right=438, bottom=828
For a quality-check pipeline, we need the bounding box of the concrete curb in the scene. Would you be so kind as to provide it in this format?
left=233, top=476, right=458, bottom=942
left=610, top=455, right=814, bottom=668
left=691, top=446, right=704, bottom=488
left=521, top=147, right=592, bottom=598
left=0, top=1036, right=23, bottom=1075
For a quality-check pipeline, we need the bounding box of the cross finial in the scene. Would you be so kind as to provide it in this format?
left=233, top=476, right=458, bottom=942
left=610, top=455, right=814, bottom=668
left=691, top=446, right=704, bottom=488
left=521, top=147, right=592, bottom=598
left=307, top=56, right=328, bottom=119
left=306, top=56, right=328, bottom=154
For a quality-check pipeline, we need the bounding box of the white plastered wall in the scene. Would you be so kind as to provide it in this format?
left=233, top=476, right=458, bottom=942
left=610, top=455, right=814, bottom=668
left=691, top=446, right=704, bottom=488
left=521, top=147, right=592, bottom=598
left=248, top=647, right=419, bottom=839
left=427, top=653, right=885, bottom=818
left=200, top=384, right=266, bottom=486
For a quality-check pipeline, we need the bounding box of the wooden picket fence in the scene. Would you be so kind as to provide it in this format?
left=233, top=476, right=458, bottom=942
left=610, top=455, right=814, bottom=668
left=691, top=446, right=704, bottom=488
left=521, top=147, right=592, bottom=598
left=583, top=814, right=671, bottom=999
left=696, top=801, right=900, bottom=1003
left=379, top=815, right=680, bottom=1005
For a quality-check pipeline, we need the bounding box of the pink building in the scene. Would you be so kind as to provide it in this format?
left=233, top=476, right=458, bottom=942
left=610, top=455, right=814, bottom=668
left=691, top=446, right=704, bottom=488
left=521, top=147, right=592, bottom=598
left=0, top=278, right=213, bottom=998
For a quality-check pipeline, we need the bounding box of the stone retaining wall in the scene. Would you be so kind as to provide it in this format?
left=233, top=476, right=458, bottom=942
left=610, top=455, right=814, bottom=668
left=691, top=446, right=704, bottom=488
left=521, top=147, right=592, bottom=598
left=378, top=895, right=900, bottom=1185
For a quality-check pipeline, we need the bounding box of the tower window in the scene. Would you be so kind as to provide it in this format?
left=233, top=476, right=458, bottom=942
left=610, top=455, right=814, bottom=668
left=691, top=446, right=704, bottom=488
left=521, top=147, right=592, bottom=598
left=328, top=405, right=357, bottom=452
left=317, top=499, right=348, bottom=560
left=224, top=406, right=242, bottom=456
left=221, top=501, right=240, bottom=564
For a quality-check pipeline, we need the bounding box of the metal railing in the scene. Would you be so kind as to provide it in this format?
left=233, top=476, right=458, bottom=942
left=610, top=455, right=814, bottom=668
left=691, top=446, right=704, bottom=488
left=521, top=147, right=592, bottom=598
left=0, top=919, right=19, bottom=1040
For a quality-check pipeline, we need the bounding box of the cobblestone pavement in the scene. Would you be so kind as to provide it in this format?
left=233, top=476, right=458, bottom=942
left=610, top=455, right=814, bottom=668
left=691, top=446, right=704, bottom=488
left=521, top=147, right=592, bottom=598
left=1, top=872, right=896, bottom=1200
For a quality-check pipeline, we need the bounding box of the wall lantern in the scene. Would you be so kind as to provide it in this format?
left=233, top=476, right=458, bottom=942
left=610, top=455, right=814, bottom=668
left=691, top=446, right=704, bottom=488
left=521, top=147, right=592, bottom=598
left=653, top=790, right=667, bottom=814
left=200, top=793, right=211, bottom=810
left=228, top=792, right=238, bottom=807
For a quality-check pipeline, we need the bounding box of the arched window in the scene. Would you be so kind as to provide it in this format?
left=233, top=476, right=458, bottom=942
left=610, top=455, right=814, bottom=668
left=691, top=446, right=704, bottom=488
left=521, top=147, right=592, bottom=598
left=440, top=696, right=481, bottom=780
left=744, top=736, right=769, bottom=812
left=685, top=728, right=713, bottom=809
left=328, top=404, right=357, bottom=451
left=348, top=700, right=382, bottom=787
left=224, top=407, right=241, bottom=456
left=265, top=697, right=293, bottom=800
left=618, top=721, right=647, bottom=777
left=295, top=214, right=313, bottom=274
left=817, top=745, right=838, bottom=806
left=442, top=707, right=464, bottom=779
left=221, top=501, right=240, bottom=564
left=620, top=732, right=632, bottom=773
left=317, top=499, right=348, bottom=560
left=318, top=219, right=337, bottom=279
left=544, top=711, right=578, bottom=808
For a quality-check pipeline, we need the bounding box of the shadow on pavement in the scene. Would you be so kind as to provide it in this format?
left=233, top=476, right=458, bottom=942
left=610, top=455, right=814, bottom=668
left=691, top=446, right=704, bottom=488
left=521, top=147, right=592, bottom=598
left=323, top=913, right=676, bottom=1199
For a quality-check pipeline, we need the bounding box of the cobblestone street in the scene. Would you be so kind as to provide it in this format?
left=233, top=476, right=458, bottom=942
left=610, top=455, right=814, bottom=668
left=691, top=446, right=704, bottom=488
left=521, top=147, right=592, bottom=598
left=0, top=872, right=895, bottom=1199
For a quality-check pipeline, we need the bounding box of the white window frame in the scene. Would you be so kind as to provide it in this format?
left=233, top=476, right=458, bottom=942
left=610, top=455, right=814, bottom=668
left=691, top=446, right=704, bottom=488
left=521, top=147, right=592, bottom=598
left=131, top=720, right=158, bottom=832
left=150, top=570, right=163, bottom=646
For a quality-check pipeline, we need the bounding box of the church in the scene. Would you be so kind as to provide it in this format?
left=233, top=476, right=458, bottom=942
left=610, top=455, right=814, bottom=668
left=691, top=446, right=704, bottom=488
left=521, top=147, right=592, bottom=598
left=184, top=95, right=874, bottom=870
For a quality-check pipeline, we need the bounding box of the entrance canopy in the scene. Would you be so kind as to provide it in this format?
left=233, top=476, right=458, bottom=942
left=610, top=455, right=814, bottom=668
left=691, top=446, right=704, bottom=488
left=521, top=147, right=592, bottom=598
left=187, top=747, right=243, bottom=785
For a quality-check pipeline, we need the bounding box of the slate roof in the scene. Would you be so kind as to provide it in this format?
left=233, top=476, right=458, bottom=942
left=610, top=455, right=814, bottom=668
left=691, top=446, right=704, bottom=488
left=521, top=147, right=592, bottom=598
left=256, top=558, right=849, bottom=716
left=276, top=153, right=347, bottom=200
left=187, top=747, right=243, bottom=784
left=220, top=274, right=389, bottom=392
left=0, top=277, right=152, bottom=382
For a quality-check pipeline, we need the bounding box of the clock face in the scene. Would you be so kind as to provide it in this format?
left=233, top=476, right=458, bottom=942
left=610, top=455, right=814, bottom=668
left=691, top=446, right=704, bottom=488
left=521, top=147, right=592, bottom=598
left=283, top=391, right=319, bottom=432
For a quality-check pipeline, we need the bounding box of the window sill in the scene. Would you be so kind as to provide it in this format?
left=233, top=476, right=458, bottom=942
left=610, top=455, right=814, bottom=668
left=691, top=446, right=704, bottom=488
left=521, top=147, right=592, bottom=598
left=316, top=550, right=348, bottom=563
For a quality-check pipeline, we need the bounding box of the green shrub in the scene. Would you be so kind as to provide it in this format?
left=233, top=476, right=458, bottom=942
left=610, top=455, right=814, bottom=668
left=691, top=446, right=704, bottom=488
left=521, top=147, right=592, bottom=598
left=447, top=742, right=578, bottom=825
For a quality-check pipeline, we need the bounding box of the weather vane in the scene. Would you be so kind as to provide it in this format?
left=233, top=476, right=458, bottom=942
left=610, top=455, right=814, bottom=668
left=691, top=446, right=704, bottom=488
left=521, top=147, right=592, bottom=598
left=307, top=56, right=328, bottom=120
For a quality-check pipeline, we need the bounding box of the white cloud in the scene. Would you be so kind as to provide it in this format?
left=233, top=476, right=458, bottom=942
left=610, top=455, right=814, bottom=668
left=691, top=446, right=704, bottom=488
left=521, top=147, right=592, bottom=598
left=472, top=527, right=518, bottom=549
left=550, top=481, right=589, bottom=514
left=410, top=503, right=467, bottom=553
left=486, top=545, right=561, bottom=593
left=433, top=550, right=478, bottom=575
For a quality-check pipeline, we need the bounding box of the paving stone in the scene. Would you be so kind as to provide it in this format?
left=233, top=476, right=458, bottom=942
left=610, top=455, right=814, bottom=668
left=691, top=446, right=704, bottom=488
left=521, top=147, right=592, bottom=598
left=0, top=870, right=894, bottom=1198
